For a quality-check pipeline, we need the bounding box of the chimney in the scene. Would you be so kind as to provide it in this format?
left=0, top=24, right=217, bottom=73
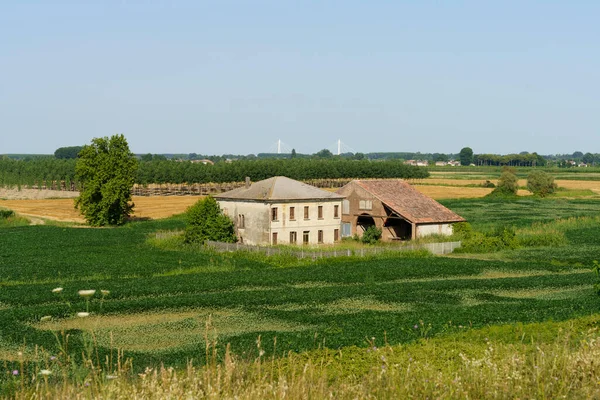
left=245, top=177, right=251, bottom=189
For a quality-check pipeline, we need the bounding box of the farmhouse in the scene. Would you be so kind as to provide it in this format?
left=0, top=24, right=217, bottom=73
left=215, top=176, right=344, bottom=246
left=336, top=179, right=465, bottom=241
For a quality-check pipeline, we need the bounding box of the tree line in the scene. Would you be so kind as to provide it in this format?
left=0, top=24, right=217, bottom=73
left=0, top=157, right=429, bottom=188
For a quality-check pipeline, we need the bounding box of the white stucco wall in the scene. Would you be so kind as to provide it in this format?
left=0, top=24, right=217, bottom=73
left=218, top=199, right=343, bottom=246
left=416, top=223, right=454, bottom=238
left=269, top=201, right=342, bottom=245
left=218, top=200, right=270, bottom=245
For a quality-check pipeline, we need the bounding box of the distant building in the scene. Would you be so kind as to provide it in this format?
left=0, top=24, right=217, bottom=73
left=215, top=177, right=344, bottom=246
left=336, top=180, right=465, bottom=241
left=190, top=159, right=214, bottom=165
left=404, top=160, right=429, bottom=167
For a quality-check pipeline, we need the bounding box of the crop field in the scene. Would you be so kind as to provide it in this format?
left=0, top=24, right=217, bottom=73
left=1, top=196, right=600, bottom=378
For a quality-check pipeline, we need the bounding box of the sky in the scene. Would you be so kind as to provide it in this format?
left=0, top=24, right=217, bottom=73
left=0, top=1, right=598, bottom=156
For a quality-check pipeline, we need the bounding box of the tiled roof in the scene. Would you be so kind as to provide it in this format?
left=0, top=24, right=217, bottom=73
left=338, top=179, right=465, bottom=224
left=215, top=176, right=344, bottom=201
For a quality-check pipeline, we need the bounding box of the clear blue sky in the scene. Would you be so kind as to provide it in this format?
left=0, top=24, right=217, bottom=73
left=1, top=1, right=598, bottom=156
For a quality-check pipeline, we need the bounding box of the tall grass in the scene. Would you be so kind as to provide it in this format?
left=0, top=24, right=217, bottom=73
left=7, top=317, right=600, bottom=399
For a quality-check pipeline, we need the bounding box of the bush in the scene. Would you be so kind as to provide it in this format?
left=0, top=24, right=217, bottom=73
left=361, top=226, right=382, bottom=245
left=184, top=197, right=237, bottom=244
left=488, top=168, right=519, bottom=197
left=0, top=209, right=15, bottom=219
left=456, top=225, right=519, bottom=253
left=527, top=171, right=557, bottom=197
left=452, top=222, right=473, bottom=238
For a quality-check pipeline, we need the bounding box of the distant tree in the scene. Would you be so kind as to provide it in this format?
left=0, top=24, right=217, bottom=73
left=582, top=153, right=595, bottom=165
left=153, top=154, right=168, bottom=161
left=54, top=146, right=83, bottom=159
left=74, top=134, right=138, bottom=226
left=141, top=153, right=153, bottom=162
left=314, top=149, right=334, bottom=159
left=434, top=153, right=449, bottom=162
left=459, top=147, right=474, bottom=166
left=489, top=167, right=519, bottom=197
left=188, top=153, right=199, bottom=160
left=184, top=196, right=236, bottom=244
left=527, top=171, right=557, bottom=197
left=354, top=152, right=365, bottom=160
left=572, top=151, right=584, bottom=159
left=291, top=149, right=297, bottom=159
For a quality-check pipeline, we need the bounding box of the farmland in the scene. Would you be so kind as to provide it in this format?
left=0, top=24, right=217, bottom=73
left=1, top=173, right=600, bottom=397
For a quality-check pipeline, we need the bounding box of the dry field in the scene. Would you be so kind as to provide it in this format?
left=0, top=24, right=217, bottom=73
left=0, top=193, right=202, bottom=223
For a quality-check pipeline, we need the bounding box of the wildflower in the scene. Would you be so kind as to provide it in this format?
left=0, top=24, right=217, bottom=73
left=101, top=290, right=110, bottom=296
left=413, top=324, right=419, bottom=329
left=78, top=290, right=96, bottom=298
left=52, top=287, right=63, bottom=294
left=50, top=356, right=57, bottom=361
left=12, top=370, right=18, bottom=376
left=259, top=350, right=265, bottom=357
left=40, top=315, right=52, bottom=322
left=77, top=312, right=90, bottom=318
left=39, top=369, right=52, bottom=376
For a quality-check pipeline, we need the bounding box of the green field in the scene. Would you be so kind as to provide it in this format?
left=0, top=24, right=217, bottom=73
left=1, top=196, right=600, bottom=396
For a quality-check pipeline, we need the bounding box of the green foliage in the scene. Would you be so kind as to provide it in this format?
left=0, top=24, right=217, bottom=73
left=74, top=134, right=138, bottom=226
left=456, top=225, right=519, bottom=253
left=54, top=146, right=83, bottom=159
left=593, top=261, right=600, bottom=295
left=452, top=221, right=473, bottom=238
left=489, top=168, right=519, bottom=197
left=184, top=196, right=236, bottom=244
left=459, top=147, right=473, bottom=166
left=0, top=209, right=15, bottom=219
left=527, top=170, right=557, bottom=197
left=360, top=226, right=382, bottom=244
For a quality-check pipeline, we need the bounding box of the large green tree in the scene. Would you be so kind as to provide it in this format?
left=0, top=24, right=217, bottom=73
left=459, top=147, right=474, bottom=166
left=527, top=170, right=557, bottom=197
left=74, top=134, right=138, bottom=226
left=184, top=196, right=236, bottom=244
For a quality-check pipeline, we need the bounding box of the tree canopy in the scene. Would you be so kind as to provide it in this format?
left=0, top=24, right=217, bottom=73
left=527, top=171, right=557, bottom=197
left=184, top=196, right=236, bottom=244
left=459, top=147, right=474, bottom=166
left=54, top=146, right=83, bottom=159
left=74, top=134, right=138, bottom=226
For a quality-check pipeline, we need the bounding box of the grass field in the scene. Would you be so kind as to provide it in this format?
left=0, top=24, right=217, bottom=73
left=2, top=175, right=600, bottom=397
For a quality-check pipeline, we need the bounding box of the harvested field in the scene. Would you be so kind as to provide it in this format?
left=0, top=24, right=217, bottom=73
left=0, top=195, right=203, bottom=223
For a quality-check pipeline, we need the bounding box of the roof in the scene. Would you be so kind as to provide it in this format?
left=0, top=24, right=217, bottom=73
left=337, top=179, right=465, bottom=224
left=215, top=176, right=344, bottom=202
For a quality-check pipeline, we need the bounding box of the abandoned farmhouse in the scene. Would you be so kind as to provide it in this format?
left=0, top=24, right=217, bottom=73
left=215, top=177, right=465, bottom=246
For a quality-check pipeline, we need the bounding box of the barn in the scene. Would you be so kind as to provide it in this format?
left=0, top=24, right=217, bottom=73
left=336, top=179, right=465, bottom=241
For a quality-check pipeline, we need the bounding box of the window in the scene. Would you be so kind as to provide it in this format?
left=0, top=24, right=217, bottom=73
left=334, top=205, right=339, bottom=218
left=342, top=223, right=352, bottom=237
left=238, top=214, right=245, bottom=229
left=342, top=200, right=350, bottom=215
left=290, top=231, right=297, bottom=244
left=271, top=207, right=278, bottom=221
left=304, top=206, right=309, bottom=219
left=272, top=232, right=278, bottom=245
left=318, top=230, right=323, bottom=244
left=318, top=206, right=323, bottom=219
left=359, top=200, right=373, bottom=210
left=289, top=206, right=295, bottom=220
left=303, top=231, right=309, bottom=244
left=334, top=229, right=339, bottom=242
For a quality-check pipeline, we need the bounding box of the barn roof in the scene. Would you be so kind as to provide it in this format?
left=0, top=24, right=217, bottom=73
left=215, top=176, right=344, bottom=202
left=337, top=179, right=465, bottom=224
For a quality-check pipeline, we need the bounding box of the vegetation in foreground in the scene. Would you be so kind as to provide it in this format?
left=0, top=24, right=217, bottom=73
left=1, top=196, right=600, bottom=397
left=5, top=317, right=600, bottom=399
